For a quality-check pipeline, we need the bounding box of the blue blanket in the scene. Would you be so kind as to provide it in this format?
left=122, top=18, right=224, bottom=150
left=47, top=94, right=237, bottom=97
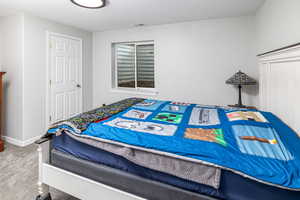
left=53, top=99, right=300, bottom=190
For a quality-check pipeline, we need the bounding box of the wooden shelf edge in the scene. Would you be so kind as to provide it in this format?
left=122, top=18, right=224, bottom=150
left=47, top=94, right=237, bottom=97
left=0, top=139, right=4, bottom=152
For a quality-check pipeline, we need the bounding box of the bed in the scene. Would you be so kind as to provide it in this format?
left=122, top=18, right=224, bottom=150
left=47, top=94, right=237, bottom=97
left=35, top=98, right=300, bottom=200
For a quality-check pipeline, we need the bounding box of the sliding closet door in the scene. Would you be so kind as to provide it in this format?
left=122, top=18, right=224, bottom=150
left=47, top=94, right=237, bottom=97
left=269, top=62, right=300, bottom=134
left=259, top=49, right=300, bottom=136
left=259, top=63, right=270, bottom=111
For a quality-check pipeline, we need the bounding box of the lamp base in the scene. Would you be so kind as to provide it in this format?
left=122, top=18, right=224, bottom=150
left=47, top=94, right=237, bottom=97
left=228, top=104, right=247, bottom=108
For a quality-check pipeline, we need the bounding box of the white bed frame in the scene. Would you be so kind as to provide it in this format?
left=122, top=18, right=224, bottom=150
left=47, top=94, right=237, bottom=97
left=37, top=141, right=145, bottom=200
left=37, top=41, right=300, bottom=199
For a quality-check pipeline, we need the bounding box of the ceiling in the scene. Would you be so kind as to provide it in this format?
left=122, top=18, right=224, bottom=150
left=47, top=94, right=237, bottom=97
left=0, top=0, right=265, bottom=32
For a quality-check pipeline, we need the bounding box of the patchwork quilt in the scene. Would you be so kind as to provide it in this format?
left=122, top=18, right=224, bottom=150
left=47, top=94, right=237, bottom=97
left=49, top=98, right=300, bottom=190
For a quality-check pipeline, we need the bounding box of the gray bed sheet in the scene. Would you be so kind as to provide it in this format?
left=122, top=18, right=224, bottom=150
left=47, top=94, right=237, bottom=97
left=51, top=149, right=219, bottom=200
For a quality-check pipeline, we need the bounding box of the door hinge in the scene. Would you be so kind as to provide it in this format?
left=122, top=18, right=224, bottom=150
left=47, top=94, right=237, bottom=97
left=49, top=115, right=52, bottom=122
left=49, top=80, right=51, bottom=85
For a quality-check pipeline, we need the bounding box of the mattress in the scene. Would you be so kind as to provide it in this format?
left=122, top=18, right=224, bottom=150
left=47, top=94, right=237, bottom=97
left=51, top=149, right=217, bottom=200
left=51, top=133, right=300, bottom=200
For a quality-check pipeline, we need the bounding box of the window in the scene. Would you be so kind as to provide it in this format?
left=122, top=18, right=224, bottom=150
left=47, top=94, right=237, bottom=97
left=112, top=41, right=155, bottom=91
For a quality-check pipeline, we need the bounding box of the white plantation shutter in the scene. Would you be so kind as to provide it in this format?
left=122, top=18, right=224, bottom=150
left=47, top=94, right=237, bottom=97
left=116, top=44, right=135, bottom=88
left=136, top=44, right=155, bottom=88
left=114, top=41, right=154, bottom=89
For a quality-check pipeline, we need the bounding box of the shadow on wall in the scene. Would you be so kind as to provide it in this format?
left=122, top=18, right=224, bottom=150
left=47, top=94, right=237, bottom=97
left=243, top=83, right=259, bottom=96
left=227, top=83, right=259, bottom=106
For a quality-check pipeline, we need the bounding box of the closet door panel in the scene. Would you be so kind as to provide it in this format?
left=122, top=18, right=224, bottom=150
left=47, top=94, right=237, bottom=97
left=268, top=61, right=300, bottom=135
left=295, top=64, right=300, bottom=134
left=259, top=63, right=269, bottom=110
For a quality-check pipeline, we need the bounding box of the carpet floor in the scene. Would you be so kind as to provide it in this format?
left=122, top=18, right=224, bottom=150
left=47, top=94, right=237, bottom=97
left=0, top=143, right=79, bottom=200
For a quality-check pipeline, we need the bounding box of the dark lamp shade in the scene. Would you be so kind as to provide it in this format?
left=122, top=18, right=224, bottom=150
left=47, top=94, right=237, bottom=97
left=226, top=70, right=257, bottom=86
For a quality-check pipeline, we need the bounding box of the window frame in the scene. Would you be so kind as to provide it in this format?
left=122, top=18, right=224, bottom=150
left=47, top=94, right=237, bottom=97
left=112, top=40, right=157, bottom=95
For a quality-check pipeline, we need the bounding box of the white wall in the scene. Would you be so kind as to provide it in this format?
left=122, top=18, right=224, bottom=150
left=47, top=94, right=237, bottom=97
left=256, top=0, right=300, bottom=53
left=0, top=15, right=24, bottom=141
left=93, top=16, right=258, bottom=108
left=22, top=14, right=93, bottom=141
left=0, top=13, right=93, bottom=144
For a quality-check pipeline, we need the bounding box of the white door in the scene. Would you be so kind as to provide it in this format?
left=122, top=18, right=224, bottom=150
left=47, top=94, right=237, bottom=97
left=48, top=33, right=82, bottom=124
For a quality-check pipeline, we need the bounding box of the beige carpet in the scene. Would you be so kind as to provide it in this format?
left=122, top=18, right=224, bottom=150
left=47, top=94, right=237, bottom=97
left=0, top=143, right=79, bottom=200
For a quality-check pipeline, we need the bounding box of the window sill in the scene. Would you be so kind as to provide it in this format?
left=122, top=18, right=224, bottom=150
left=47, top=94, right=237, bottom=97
left=110, top=88, right=158, bottom=96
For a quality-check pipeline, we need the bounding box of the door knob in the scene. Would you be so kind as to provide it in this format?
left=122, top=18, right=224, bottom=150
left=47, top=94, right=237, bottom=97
left=76, top=84, right=81, bottom=88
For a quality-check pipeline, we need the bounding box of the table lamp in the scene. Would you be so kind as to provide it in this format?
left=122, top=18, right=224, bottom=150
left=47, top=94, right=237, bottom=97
left=226, top=70, right=257, bottom=108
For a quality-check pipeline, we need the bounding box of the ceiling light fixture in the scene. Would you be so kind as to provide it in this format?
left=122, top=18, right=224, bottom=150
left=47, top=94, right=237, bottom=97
left=70, top=0, right=106, bottom=9
left=135, top=24, right=145, bottom=27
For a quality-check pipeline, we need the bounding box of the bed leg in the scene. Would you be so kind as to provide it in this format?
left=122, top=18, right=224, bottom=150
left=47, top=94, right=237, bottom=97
left=36, top=142, right=51, bottom=200
left=38, top=181, right=50, bottom=197
left=35, top=193, right=52, bottom=200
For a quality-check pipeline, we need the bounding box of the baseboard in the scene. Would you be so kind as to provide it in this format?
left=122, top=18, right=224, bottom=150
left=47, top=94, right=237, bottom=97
left=2, top=136, right=23, bottom=146
left=23, top=135, right=43, bottom=146
left=3, top=135, right=42, bottom=147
